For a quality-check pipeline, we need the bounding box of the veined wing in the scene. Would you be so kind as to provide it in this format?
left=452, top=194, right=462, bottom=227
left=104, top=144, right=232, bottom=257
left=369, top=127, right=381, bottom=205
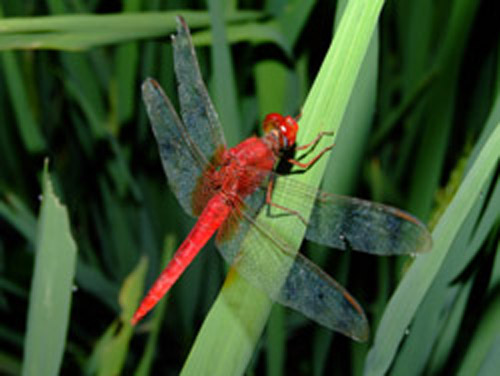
left=142, top=79, right=208, bottom=216
left=142, top=17, right=227, bottom=216
left=218, top=167, right=431, bottom=256
left=306, top=191, right=432, bottom=255
left=268, top=175, right=432, bottom=255
left=214, top=170, right=430, bottom=339
left=280, top=252, right=369, bottom=341
left=215, top=186, right=369, bottom=341
left=173, top=16, right=226, bottom=165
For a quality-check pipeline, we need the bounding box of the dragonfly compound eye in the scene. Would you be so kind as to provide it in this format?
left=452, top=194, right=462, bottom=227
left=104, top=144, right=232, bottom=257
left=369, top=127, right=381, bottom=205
left=281, top=116, right=298, bottom=147
left=263, top=113, right=284, bottom=134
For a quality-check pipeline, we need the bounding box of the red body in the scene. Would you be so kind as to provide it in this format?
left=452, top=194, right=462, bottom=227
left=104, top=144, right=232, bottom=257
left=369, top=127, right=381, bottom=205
left=132, top=114, right=297, bottom=324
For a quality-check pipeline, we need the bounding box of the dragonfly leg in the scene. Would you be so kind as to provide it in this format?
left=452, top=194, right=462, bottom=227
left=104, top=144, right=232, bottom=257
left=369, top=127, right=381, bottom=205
left=295, top=130, right=334, bottom=152
left=265, top=177, right=308, bottom=226
left=288, top=141, right=334, bottom=169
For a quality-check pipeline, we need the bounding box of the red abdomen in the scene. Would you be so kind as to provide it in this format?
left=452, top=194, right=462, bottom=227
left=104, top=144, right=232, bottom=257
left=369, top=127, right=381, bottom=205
left=131, top=194, right=231, bottom=324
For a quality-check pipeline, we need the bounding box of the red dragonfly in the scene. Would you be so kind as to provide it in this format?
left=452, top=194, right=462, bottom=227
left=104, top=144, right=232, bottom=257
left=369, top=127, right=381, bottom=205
left=132, top=17, right=431, bottom=341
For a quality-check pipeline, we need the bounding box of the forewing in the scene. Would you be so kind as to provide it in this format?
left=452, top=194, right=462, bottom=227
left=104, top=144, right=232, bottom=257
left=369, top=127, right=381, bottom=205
left=264, top=176, right=432, bottom=255
left=306, top=191, right=432, bottom=255
left=173, top=16, right=226, bottom=163
left=142, top=79, right=207, bottom=216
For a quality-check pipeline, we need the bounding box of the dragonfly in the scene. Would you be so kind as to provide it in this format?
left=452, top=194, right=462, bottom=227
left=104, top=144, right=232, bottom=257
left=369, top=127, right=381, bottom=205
left=132, top=16, right=432, bottom=341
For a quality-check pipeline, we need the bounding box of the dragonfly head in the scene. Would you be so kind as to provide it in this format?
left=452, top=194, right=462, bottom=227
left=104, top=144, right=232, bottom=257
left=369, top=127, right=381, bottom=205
left=263, top=113, right=299, bottom=150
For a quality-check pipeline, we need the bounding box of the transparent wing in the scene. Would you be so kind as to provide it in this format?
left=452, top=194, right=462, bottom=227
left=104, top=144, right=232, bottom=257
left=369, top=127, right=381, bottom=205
left=213, top=170, right=430, bottom=338
left=266, top=176, right=432, bottom=255
left=215, top=188, right=369, bottom=341
left=173, top=16, right=226, bottom=162
left=142, top=79, right=208, bottom=216
left=279, top=253, right=369, bottom=341
left=142, top=17, right=227, bottom=216
left=306, top=191, right=432, bottom=255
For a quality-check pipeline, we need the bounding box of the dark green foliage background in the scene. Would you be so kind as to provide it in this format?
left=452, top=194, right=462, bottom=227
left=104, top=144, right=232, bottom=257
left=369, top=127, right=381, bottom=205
left=0, top=0, right=499, bottom=375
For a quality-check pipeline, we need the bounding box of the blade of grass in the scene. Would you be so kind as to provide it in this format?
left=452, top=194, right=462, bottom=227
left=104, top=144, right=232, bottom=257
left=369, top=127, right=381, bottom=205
left=1, top=49, right=47, bottom=152
left=0, top=193, right=37, bottom=243
left=192, top=22, right=290, bottom=54
left=181, top=1, right=386, bottom=374
left=97, top=178, right=137, bottom=280
left=75, top=260, right=120, bottom=312
left=456, top=288, right=500, bottom=375
left=389, top=91, right=500, bottom=373
left=0, top=8, right=47, bottom=153
left=487, top=235, right=500, bottom=295
left=134, top=234, right=175, bottom=376
left=322, top=25, right=379, bottom=196
left=46, top=0, right=108, bottom=140
left=273, top=0, right=315, bottom=50
left=266, top=304, right=286, bottom=376
left=364, top=122, right=500, bottom=376
left=0, top=11, right=263, bottom=51
left=388, top=171, right=488, bottom=375
left=21, top=160, right=77, bottom=376
left=390, top=0, right=433, bottom=181
left=255, top=61, right=291, bottom=115
left=113, top=0, right=141, bottom=127
left=195, top=0, right=315, bottom=55
left=207, top=0, right=242, bottom=146
left=86, top=257, right=147, bottom=376
left=0, top=352, right=21, bottom=375
left=426, top=280, right=473, bottom=373
left=406, top=0, right=480, bottom=219
left=477, top=335, right=500, bottom=376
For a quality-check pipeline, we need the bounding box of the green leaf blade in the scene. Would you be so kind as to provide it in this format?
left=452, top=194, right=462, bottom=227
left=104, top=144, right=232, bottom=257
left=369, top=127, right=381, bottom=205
left=364, top=122, right=500, bottom=376
left=21, top=161, right=77, bottom=376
